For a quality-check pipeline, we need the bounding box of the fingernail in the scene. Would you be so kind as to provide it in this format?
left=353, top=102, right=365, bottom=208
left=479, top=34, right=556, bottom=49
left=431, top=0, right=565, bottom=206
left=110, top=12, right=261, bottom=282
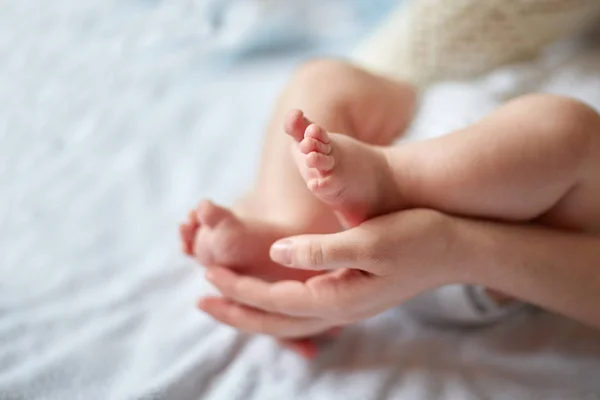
left=205, top=270, right=215, bottom=282
left=197, top=298, right=208, bottom=310
left=270, top=240, right=293, bottom=266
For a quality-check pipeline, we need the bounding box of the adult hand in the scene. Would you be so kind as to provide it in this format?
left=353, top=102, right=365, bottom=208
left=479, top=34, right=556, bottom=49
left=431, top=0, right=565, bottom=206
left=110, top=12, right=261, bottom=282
left=200, top=206, right=600, bottom=356
left=199, top=209, right=467, bottom=341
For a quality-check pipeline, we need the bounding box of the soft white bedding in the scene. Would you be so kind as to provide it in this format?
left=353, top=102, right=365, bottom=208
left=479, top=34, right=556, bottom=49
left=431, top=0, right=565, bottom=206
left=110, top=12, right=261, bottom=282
left=2, top=2, right=600, bottom=399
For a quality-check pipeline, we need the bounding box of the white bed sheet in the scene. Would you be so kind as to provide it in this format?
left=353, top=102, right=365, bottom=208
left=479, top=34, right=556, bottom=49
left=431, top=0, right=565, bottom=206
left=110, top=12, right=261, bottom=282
left=2, top=2, right=600, bottom=399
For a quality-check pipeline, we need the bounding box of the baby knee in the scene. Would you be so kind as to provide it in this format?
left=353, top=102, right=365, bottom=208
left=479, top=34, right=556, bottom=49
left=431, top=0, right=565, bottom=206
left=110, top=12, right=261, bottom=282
left=506, top=94, right=600, bottom=159
left=290, top=59, right=354, bottom=93
left=284, top=59, right=356, bottom=114
left=292, top=59, right=356, bottom=83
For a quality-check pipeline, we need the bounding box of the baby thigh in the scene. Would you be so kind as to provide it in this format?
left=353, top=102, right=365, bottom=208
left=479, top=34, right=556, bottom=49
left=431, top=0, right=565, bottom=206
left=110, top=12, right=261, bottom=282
left=403, top=94, right=600, bottom=231
left=505, top=95, right=600, bottom=233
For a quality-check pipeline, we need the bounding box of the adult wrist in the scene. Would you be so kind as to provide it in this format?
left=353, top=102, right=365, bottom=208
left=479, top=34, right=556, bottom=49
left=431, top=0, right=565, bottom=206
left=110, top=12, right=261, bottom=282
left=442, top=215, right=498, bottom=288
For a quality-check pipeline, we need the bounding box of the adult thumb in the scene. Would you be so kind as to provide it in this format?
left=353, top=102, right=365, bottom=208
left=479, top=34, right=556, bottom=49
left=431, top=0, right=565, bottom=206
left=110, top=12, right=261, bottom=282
left=269, top=230, right=365, bottom=270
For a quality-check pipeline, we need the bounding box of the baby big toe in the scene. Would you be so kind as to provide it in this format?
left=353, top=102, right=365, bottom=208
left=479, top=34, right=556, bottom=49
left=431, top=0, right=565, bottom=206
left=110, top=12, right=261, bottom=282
left=284, top=109, right=311, bottom=142
left=179, top=223, right=196, bottom=255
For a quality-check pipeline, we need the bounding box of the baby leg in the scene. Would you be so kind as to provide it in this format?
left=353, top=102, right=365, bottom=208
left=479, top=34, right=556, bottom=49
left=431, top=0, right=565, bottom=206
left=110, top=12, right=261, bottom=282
left=397, top=94, right=600, bottom=232
left=294, top=94, right=600, bottom=232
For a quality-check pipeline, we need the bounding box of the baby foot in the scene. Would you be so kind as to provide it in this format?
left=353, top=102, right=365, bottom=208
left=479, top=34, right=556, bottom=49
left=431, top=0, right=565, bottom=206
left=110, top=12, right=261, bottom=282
left=180, top=200, right=318, bottom=282
left=285, top=109, right=402, bottom=227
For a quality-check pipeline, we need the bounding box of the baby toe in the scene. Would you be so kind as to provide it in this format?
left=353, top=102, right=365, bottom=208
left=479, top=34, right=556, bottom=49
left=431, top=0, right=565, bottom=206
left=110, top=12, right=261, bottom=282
left=299, top=137, right=331, bottom=155
left=306, top=152, right=335, bottom=172
left=304, top=124, right=330, bottom=144
left=284, top=109, right=311, bottom=142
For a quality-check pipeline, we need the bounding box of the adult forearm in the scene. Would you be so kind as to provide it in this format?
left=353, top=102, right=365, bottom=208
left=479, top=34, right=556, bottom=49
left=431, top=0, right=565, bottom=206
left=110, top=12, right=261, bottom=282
left=459, top=219, right=600, bottom=328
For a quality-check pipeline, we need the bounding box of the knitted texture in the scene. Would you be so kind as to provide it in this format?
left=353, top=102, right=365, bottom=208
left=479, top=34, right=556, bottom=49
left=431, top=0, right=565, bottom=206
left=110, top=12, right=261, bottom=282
left=354, top=0, right=600, bottom=87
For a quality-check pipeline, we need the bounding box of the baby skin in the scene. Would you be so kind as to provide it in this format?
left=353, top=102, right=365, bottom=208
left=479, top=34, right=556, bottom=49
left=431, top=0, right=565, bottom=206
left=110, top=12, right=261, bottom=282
left=179, top=200, right=315, bottom=283
left=289, top=95, right=600, bottom=235
left=180, top=60, right=416, bottom=288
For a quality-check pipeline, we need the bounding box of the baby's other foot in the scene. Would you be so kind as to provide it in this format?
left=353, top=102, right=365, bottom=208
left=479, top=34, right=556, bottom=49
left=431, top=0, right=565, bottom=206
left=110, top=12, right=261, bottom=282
left=179, top=200, right=317, bottom=282
left=285, top=110, right=402, bottom=227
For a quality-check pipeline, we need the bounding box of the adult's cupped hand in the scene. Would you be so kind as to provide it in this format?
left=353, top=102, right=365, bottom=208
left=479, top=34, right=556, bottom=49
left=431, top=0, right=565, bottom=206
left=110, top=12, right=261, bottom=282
left=198, top=209, right=474, bottom=355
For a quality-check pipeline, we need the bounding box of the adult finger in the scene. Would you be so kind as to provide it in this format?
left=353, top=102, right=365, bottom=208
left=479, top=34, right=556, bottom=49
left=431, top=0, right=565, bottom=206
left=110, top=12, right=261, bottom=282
left=205, top=267, right=319, bottom=316
left=198, top=296, right=331, bottom=339
left=206, top=266, right=383, bottom=321
left=269, top=228, right=378, bottom=272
